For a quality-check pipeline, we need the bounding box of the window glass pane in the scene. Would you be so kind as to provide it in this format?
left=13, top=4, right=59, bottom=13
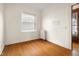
left=72, top=18, right=77, bottom=25
left=72, top=26, right=77, bottom=36
left=72, top=13, right=77, bottom=26
left=72, top=26, right=77, bottom=32
left=21, top=13, right=36, bottom=32
left=72, top=13, right=77, bottom=36
left=21, top=13, right=35, bottom=22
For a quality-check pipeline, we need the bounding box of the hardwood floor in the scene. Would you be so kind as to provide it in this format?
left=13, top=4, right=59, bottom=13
left=72, top=41, right=79, bottom=56
left=1, top=39, right=71, bottom=56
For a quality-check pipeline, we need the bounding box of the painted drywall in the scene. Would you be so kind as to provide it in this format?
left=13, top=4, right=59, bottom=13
left=0, top=4, right=4, bottom=54
left=4, top=4, right=41, bottom=45
left=41, top=4, right=71, bottom=49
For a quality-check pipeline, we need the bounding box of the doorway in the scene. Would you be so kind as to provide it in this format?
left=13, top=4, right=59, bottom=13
left=72, top=4, right=79, bottom=56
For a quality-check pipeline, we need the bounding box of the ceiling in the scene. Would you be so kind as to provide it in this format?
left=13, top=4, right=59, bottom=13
left=24, top=3, right=51, bottom=11
left=20, top=3, right=73, bottom=11
left=4, top=3, right=74, bottom=11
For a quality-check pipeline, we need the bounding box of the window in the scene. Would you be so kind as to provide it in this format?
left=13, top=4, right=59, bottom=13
left=72, top=13, right=77, bottom=36
left=21, top=13, right=36, bottom=32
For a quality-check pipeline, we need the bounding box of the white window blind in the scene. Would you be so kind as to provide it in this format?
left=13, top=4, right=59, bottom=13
left=21, top=13, right=36, bottom=32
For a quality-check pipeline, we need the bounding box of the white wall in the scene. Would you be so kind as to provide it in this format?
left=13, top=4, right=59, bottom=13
left=3, top=3, right=72, bottom=49
left=4, top=4, right=41, bottom=45
left=41, top=4, right=71, bottom=49
left=0, top=4, right=4, bottom=54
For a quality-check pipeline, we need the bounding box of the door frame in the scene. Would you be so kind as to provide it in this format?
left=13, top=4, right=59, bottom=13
left=71, top=3, right=79, bottom=53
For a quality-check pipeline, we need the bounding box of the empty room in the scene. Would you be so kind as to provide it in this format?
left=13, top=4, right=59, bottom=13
left=0, top=3, right=79, bottom=56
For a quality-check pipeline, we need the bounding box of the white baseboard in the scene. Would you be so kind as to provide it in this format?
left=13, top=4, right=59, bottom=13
left=0, top=45, right=4, bottom=55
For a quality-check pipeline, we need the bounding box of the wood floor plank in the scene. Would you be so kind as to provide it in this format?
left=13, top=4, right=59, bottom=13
left=72, top=41, right=79, bottom=55
left=1, top=39, right=71, bottom=56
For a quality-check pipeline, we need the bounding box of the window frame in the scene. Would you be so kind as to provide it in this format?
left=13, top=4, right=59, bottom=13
left=21, top=12, right=37, bottom=32
left=72, top=12, right=78, bottom=36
